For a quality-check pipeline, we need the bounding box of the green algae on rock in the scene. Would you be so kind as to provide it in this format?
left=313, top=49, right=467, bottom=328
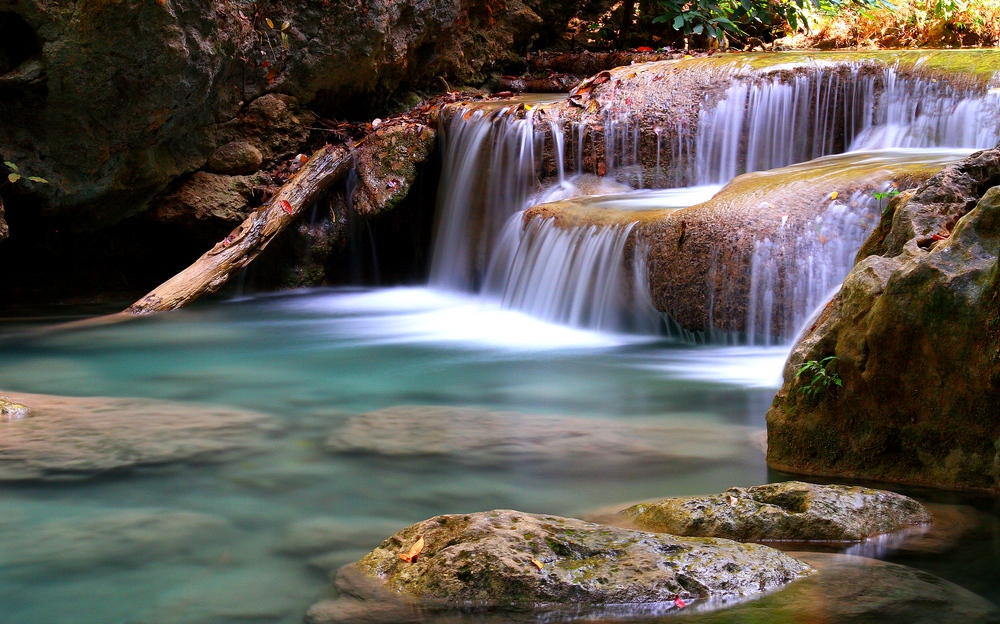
left=305, top=509, right=812, bottom=623
left=621, top=481, right=930, bottom=542
left=766, top=146, right=1000, bottom=492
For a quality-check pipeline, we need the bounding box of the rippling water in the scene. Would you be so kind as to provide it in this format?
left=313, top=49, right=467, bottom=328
left=0, top=288, right=997, bottom=623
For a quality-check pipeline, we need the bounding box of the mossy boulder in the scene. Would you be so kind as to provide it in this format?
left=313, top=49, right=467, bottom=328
left=621, top=481, right=930, bottom=542
left=305, top=509, right=812, bottom=622
left=766, top=146, right=1000, bottom=492
left=0, top=394, right=31, bottom=421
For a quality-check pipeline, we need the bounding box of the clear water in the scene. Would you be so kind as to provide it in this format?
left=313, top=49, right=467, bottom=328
left=1, top=290, right=998, bottom=623
left=0, top=288, right=784, bottom=624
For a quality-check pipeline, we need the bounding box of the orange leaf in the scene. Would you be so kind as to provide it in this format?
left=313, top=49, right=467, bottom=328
left=399, top=535, right=424, bottom=563
left=531, top=558, right=544, bottom=570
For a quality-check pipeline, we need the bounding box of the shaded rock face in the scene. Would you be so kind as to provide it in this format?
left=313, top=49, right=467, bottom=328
left=305, top=510, right=812, bottom=622
left=0, top=391, right=279, bottom=481
left=0, top=0, right=546, bottom=230
left=325, top=405, right=762, bottom=476
left=0, top=197, right=7, bottom=242
left=766, top=147, right=1000, bottom=492
left=621, top=481, right=931, bottom=542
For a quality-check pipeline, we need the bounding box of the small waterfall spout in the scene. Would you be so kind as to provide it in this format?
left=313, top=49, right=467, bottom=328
left=483, top=215, right=654, bottom=333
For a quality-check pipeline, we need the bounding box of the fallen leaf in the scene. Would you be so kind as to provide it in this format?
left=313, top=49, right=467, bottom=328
left=819, top=235, right=828, bottom=245
left=399, top=535, right=424, bottom=563
left=829, top=191, right=839, bottom=200
left=674, top=597, right=687, bottom=608
left=531, top=558, right=544, bottom=570
left=932, top=232, right=950, bottom=241
left=265, top=17, right=274, bottom=28
left=637, top=46, right=654, bottom=52
left=280, top=199, right=293, bottom=214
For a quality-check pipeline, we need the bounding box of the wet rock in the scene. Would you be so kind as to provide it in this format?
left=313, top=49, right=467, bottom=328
left=620, top=481, right=931, bottom=542
left=154, top=172, right=265, bottom=233
left=0, top=508, right=231, bottom=573
left=0, top=0, right=549, bottom=230
left=693, top=552, right=1000, bottom=624
left=205, top=141, right=263, bottom=176
left=525, top=150, right=948, bottom=339
left=325, top=405, right=762, bottom=475
left=350, top=123, right=437, bottom=218
left=766, top=147, right=1000, bottom=492
left=0, top=390, right=279, bottom=481
left=305, top=509, right=812, bottom=622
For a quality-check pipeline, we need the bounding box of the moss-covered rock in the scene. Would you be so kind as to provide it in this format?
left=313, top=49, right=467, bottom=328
left=305, top=509, right=812, bottom=622
left=621, top=481, right=930, bottom=542
left=0, top=394, right=30, bottom=421
left=766, top=146, right=1000, bottom=492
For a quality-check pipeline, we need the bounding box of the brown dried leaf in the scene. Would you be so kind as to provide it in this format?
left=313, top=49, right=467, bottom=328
left=399, top=535, right=424, bottom=563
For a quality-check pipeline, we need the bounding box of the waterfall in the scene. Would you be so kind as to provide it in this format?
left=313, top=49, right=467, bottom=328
left=427, top=59, right=998, bottom=342
left=746, top=189, right=882, bottom=345
left=695, top=66, right=1000, bottom=184
left=483, top=214, right=655, bottom=332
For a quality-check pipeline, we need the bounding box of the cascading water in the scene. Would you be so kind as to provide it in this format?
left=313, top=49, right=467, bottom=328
left=695, top=65, right=1000, bottom=184
left=428, top=56, right=1000, bottom=343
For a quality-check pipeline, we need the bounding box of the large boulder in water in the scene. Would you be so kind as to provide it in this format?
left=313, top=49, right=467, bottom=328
left=766, top=146, right=1000, bottom=492
left=304, top=509, right=813, bottom=623
left=618, top=481, right=931, bottom=542
left=0, top=0, right=548, bottom=230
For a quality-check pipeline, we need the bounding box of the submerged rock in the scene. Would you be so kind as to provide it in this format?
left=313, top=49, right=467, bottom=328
left=0, top=508, right=231, bottom=573
left=620, top=481, right=931, bottom=542
left=325, top=405, right=762, bottom=475
left=0, top=391, right=279, bottom=481
left=305, top=509, right=812, bottom=623
left=766, top=146, right=1000, bottom=492
left=692, top=552, right=999, bottom=624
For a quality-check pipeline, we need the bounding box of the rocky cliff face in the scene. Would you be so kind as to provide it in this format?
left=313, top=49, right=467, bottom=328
left=0, top=0, right=562, bottom=231
left=766, top=146, right=1000, bottom=492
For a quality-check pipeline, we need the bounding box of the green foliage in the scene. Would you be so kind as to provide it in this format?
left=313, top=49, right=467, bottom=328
left=653, top=0, right=894, bottom=43
left=2, top=161, right=48, bottom=187
left=873, top=189, right=900, bottom=215
left=796, top=356, right=843, bottom=399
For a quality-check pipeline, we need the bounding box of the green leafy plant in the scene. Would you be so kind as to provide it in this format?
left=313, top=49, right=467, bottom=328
left=873, top=188, right=900, bottom=215
left=2, top=161, right=48, bottom=187
left=796, top=356, right=843, bottom=399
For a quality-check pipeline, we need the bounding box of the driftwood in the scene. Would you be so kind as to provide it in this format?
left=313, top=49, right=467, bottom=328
left=126, top=143, right=353, bottom=315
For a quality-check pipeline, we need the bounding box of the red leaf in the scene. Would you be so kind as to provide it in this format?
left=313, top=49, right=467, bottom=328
left=674, top=598, right=686, bottom=608
left=637, top=46, right=654, bottom=52
left=280, top=199, right=293, bottom=214
left=261, top=61, right=270, bottom=68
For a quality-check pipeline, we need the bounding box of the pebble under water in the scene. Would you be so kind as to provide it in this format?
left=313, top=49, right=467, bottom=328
left=0, top=287, right=997, bottom=623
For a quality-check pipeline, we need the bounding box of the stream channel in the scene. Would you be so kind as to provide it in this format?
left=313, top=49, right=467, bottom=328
left=2, top=51, right=1000, bottom=623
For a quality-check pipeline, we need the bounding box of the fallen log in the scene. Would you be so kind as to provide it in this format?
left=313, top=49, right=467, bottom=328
left=125, top=143, right=353, bottom=315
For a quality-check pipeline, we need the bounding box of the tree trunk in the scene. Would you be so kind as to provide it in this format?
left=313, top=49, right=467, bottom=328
left=125, top=143, right=353, bottom=315
left=618, top=0, right=637, bottom=50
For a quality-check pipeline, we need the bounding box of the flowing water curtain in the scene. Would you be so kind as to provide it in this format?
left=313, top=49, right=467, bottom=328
left=430, top=105, right=566, bottom=291
left=694, top=64, right=1000, bottom=185
left=745, top=189, right=882, bottom=345
left=483, top=215, right=658, bottom=333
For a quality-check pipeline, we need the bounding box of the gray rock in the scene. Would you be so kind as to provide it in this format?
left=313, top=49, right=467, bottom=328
left=692, top=552, right=1000, bottom=624
left=305, top=509, right=812, bottom=623
left=0, top=0, right=551, bottom=230
left=620, top=481, right=931, bottom=542
left=205, top=140, right=263, bottom=175
left=0, top=390, right=279, bottom=481
left=325, top=405, right=762, bottom=475
left=767, top=147, right=1000, bottom=492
